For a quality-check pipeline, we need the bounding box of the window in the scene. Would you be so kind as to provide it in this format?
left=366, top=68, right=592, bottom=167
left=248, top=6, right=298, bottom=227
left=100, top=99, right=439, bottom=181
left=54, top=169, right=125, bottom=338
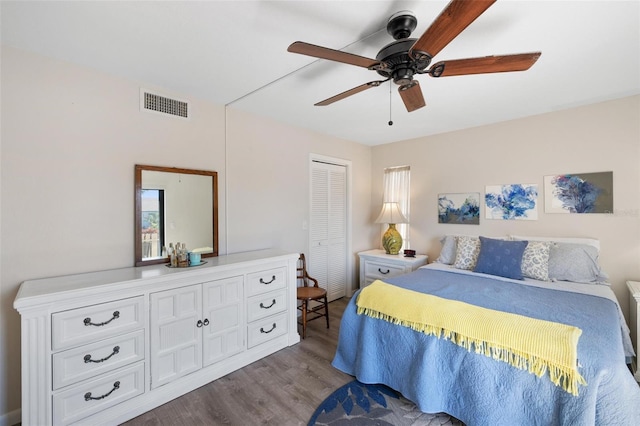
left=141, top=189, right=165, bottom=258
left=382, top=166, right=411, bottom=249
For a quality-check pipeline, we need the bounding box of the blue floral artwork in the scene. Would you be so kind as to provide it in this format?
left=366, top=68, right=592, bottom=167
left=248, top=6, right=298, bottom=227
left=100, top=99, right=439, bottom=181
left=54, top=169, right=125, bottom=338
left=438, top=193, right=480, bottom=224
left=544, top=172, right=613, bottom=214
left=485, top=184, right=538, bottom=220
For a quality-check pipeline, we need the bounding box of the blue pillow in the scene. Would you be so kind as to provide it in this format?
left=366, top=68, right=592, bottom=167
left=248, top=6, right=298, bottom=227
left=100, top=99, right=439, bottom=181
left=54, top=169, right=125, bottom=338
left=474, top=237, right=528, bottom=280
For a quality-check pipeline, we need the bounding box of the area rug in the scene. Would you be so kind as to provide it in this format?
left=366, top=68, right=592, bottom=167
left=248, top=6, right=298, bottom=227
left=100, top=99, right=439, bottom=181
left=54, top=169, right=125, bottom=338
left=309, top=380, right=464, bottom=425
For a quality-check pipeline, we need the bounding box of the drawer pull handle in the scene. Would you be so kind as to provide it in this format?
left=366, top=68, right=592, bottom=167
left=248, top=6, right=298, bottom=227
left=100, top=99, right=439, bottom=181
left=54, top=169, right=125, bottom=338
left=84, top=381, right=120, bottom=401
left=378, top=268, right=390, bottom=274
left=84, top=346, right=120, bottom=364
left=84, top=311, right=120, bottom=327
left=260, top=323, right=277, bottom=334
left=259, top=275, right=276, bottom=285
left=203, top=318, right=210, bottom=326
left=260, top=299, right=276, bottom=309
left=197, top=320, right=203, bottom=328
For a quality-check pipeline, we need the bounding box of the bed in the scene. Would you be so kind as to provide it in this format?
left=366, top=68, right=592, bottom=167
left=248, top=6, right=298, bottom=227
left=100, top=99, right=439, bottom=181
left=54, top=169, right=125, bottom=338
left=332, top=236, right=640, bottom=425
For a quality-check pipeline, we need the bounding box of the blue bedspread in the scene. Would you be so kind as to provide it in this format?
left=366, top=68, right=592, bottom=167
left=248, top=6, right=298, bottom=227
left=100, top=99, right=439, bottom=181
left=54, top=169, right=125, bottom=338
left=332, top=266, right=640, bottom=425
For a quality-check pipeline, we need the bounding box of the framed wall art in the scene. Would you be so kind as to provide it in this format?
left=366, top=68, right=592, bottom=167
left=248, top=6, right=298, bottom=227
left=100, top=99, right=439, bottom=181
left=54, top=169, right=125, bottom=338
left=438, top=193, right=480, bottom=224
left=485, top=184, right=538, bottom=220
left=544, top=171, right=613, bottom=214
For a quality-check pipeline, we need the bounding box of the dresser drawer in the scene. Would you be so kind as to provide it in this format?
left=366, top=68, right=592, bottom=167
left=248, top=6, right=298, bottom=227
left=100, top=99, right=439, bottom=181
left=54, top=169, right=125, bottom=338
left=247, top=312, right=287, bottom=348
left=247, top=290, right=286, bottom=323
left=52, top=296, right=144, bottom=351
left=364, top=261, right=406, bottom=280
left=53, top=330, right=145, bottom=390
left=52, top=362, right=145, bottom=425
left=247, top=267, right=286, bottom=296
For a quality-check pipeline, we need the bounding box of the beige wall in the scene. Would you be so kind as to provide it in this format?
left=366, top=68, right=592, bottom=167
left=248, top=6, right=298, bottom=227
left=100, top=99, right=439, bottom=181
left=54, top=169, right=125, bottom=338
left=0, top=46, right=372, bottom=421
left=224, top=107, right=373, bottom=264
left=371, top=95, right=640, bottom=320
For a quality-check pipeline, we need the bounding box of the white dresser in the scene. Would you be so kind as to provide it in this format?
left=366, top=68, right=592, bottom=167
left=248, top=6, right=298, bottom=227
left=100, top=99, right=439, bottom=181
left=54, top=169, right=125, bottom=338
left=14, top=249, right=300, bottom=425
left=358, top=249, right=428, bottom=288
left=627, top=280, right=640, bottom=381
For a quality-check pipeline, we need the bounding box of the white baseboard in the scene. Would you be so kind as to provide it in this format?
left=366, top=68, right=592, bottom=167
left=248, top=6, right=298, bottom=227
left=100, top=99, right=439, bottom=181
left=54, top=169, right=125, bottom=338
left=0, top=408, right=21, bottom=426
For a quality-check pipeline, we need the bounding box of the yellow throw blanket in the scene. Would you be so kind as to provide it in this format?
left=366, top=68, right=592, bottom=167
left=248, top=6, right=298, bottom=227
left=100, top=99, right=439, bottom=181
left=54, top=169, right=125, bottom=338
left=356, top=280, right=587, bottom=396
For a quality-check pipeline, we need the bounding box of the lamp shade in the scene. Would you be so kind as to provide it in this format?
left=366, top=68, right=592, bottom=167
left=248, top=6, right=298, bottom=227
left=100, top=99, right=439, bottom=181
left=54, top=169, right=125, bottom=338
left=374, top=202, right=408, bottom=224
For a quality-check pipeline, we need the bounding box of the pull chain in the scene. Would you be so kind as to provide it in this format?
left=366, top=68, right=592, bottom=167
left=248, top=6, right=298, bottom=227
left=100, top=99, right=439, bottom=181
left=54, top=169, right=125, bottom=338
left=388, top=80, right=393, bottom=126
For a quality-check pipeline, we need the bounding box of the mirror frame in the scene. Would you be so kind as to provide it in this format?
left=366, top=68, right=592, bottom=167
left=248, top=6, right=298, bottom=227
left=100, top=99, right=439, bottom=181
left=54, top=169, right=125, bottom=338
left=135, top=164, right=218, bottom=267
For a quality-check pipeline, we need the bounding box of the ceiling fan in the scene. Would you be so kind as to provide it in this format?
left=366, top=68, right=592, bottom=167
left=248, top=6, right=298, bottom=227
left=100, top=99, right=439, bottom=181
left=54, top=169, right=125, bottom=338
left=287, top=0, right=541, bottom=112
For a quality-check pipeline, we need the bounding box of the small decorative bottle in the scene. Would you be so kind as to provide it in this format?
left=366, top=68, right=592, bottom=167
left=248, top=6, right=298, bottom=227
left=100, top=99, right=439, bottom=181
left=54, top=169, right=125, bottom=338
left=178, top=243, right=189, bottom=268
left=169, top=243, right=178, bottom=267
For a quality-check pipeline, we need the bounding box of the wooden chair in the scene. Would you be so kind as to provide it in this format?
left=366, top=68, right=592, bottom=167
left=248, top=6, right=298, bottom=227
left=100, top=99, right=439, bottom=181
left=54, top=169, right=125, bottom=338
left=296, top=253, right=329, bottom=339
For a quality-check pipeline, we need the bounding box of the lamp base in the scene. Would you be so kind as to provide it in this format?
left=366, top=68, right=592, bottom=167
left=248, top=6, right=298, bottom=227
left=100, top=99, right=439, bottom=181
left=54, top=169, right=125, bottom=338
left=382, top=224, right=403, bottom=255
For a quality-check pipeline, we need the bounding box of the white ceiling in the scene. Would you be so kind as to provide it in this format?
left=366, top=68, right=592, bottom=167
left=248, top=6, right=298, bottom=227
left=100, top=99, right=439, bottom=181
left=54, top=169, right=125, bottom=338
left=2, top=1, right=639, bottom=146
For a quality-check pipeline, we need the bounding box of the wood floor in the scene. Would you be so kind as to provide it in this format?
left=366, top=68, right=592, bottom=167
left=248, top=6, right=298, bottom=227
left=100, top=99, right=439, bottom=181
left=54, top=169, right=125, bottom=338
left=122, top=297, right=353, bottom=426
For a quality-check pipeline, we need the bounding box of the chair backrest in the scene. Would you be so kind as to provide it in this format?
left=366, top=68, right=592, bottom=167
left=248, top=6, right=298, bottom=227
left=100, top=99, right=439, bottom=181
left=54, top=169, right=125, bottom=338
left=297, top=253, right=318, bottom=288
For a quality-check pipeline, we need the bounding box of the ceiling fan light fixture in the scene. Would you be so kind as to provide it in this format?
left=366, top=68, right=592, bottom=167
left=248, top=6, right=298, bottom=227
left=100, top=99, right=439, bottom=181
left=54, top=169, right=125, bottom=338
left=386, top=11, right=417, bottom=40
left=393, top=68, right=414, bottom=86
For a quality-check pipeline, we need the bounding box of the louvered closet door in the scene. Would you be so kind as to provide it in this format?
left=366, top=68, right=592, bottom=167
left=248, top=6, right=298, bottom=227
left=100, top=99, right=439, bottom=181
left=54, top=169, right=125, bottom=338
left=309, top=161, right=347, bottom=301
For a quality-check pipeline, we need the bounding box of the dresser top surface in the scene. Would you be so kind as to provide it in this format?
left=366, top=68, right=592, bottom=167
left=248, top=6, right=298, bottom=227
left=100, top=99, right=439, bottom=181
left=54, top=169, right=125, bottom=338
left=15, top=249, right=297, bottom=309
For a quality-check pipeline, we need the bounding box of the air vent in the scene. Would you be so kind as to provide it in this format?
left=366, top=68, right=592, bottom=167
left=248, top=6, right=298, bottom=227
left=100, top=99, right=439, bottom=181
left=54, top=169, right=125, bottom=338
left=140, top=89, right=189, bottom=118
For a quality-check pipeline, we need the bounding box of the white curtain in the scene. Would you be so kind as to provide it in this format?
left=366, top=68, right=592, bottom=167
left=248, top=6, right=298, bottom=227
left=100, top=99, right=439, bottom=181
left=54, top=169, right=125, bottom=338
left=382, top=166, right=411, bottom=249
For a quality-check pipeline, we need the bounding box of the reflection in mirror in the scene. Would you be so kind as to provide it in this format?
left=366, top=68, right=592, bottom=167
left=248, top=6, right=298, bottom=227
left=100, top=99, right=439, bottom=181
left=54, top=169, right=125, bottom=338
left=135, top=165, right=218, bottom=266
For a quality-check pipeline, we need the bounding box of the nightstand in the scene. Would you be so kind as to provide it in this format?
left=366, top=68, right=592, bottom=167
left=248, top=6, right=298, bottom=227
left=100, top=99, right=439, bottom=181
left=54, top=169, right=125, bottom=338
left=358, top=249, right=428, bottom=289
left=627, top=280, right=640, bottom=381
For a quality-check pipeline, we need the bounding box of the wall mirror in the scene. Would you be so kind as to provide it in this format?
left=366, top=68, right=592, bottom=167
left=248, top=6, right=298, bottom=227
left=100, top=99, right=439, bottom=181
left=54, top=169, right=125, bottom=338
left=135, top=164, right=218, bottom=266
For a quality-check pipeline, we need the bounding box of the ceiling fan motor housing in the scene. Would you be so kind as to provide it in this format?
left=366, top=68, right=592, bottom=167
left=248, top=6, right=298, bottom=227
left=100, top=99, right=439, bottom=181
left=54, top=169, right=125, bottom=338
left=375, top=38, right=430, bottom=85
left=377, top=11, right=433, bottom=86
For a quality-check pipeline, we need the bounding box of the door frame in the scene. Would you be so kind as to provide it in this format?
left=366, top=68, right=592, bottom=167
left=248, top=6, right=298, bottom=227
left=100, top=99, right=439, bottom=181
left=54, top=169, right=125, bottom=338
left=308, top=154, right=353, bottom=297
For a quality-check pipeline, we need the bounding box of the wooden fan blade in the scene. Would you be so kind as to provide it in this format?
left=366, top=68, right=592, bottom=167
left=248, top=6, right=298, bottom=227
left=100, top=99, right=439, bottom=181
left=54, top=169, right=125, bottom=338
left=429, top=52, right=542, bottom=77
left=315, top=80, right=387, bottom=106
left=410, top=0, right=496, bottom=60
left=398, top=81, right=426, bottom=112
left=288, top=41, right=380, bottom=69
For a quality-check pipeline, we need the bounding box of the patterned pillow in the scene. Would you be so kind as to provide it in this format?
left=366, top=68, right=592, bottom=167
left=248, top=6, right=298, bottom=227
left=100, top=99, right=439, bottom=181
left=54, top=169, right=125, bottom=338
left=474, top=237, right=528, bottom=280
left=453, top=236, right=481, bottom=270
left=521, top=241, right=551, bottom=281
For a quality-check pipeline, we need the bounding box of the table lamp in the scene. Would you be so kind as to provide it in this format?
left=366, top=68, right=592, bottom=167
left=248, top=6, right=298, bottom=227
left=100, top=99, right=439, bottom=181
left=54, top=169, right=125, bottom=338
left=374, top=202, right=408, bottom=255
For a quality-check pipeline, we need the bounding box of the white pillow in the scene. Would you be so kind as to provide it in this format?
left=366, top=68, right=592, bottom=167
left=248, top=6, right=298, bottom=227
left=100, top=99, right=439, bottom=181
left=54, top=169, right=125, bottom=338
left=435, top=235, right=458, bottom=264
left=548, top=243, right=608, bottom=284
left=510, top=235, right=600, bottom=252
